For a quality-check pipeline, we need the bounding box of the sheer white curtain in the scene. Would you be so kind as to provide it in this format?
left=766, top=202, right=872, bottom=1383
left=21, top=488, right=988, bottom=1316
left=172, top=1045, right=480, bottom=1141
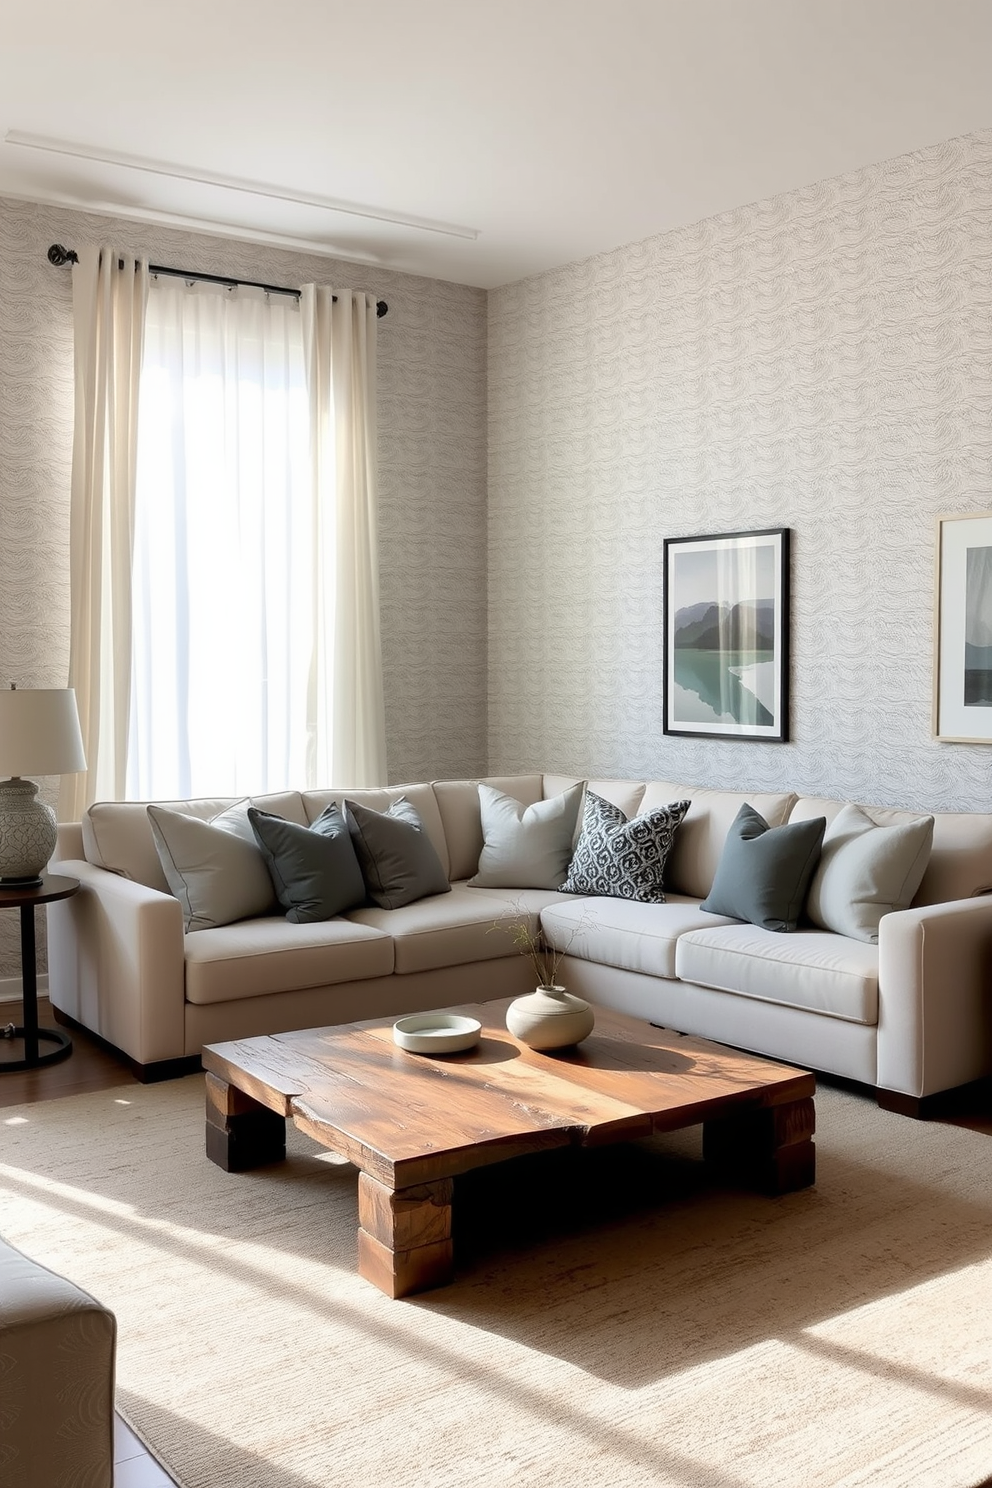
left=61, top=246, right=149, bottom=820
left=126, top=277, right=386, bottom=799
left=300, top=286, right=386, bottom=787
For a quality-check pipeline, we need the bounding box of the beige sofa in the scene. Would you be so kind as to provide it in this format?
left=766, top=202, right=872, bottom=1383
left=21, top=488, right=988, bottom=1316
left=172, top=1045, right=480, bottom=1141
left=0, top=1234, right=116, bottom=1487
left=48, top=773, right=992, bottom=1115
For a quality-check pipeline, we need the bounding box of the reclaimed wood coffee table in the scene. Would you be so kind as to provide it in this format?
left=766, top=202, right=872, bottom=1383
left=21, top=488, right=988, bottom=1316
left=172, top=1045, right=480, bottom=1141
left=202, top=1000, right=815, bottom=1298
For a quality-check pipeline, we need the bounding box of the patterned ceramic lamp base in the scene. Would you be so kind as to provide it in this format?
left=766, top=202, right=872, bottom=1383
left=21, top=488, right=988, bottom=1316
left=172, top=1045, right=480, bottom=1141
left=0, top=777, right=57, bottom=884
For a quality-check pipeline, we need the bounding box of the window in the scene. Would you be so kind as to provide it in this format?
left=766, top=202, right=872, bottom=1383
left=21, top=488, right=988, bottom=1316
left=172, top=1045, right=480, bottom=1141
left=64, top=247, right=385, bottom=817
left=130, top=282, right=313, bottom=798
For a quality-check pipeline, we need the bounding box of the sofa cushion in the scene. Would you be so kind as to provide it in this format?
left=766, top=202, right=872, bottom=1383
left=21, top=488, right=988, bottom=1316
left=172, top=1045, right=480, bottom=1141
left=469, top=782, right=584, bottom=889
left=805, top=803, right=934, bottom=943
left=540, top=894, right=738, bottom=980
left=432, top=776, right=545, bottom=881
left=83, top=791, right=307, bottom=892
left=248, top=805, right=366, bottom=923
left=147, top=802, right=277, bottom=932
left=303, top=783, right=451, bottom=879
left=345, top=797, right=451, bottom=909
left=346, top=885, right=530, bottom=975
left=559, top=792, right=690, bottom=902
left=183, top=916, right=394, bottom=1004
left=700, top=804, right=825, bottom=932
left=637, top=783, right=798, bottom=900
left=790, top=795, right=992, bottom=908
left=675, top=922, right=879, bottom=1025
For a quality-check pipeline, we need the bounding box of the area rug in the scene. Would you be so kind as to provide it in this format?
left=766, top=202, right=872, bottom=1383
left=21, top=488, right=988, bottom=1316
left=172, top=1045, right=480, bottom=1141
left=2, top=1076, right=992, bottom=1488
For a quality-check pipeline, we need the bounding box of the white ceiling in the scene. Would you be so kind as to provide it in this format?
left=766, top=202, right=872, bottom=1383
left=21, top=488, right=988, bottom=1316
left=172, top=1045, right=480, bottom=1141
left=2, top=0, right=992, bottom=290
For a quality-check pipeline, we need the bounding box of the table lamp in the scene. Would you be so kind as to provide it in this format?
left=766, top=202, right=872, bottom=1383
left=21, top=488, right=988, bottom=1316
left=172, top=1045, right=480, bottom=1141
left=0, top=685, right=86, bottom=885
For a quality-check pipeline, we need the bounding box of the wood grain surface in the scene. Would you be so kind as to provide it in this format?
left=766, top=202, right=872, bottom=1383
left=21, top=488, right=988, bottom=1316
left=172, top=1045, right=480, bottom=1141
left=203, top=1000, right=816, bottom=1295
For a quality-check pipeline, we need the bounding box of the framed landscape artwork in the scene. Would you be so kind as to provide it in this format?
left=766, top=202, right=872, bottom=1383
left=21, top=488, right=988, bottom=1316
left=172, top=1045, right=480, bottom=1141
left=934, top=513, right=992, bottom=742
left=663, top=528, right=790, bottom=742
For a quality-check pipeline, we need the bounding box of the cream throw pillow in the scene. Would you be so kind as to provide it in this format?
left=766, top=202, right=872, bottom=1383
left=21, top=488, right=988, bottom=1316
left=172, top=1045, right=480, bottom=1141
left=469, top=782, right=584, bottom=889
left=805, top=802, right=934, bottom=943
left=148, top=801, right=276, bottom=931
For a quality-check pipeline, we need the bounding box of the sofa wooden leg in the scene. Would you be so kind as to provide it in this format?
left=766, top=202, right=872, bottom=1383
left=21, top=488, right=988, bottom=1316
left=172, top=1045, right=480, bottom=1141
left=876, top=1089, right=929, bottom=1118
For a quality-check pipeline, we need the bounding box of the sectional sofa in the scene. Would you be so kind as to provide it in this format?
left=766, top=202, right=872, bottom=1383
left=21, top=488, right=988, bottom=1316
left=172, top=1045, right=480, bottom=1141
left=47, top=773, right=992, bottom=1115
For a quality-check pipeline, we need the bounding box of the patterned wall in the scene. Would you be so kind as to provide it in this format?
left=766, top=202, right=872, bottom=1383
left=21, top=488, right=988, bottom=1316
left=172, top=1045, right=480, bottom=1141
left=488, top=130, right=992, bottom=814
left=0, top=198, right=487, bottom=979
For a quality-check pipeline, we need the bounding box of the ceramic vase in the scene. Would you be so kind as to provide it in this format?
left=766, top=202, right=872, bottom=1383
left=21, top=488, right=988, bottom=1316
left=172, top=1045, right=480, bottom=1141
left=505, top=985, right=595, bottom=1050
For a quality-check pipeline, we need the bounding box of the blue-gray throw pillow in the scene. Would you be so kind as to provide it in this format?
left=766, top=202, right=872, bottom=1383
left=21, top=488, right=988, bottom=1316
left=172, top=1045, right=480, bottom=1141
left=345, top=796, right=451, bottom=910
left=248, top=804, right=366, bottom=923
left=700, top=803, right=826, bottom=933
left=560, top=792, right=690, bottom=902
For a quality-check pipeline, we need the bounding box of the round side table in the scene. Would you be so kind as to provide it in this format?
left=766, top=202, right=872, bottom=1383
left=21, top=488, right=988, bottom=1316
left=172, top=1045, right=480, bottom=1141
left=0, top=874, right=79, bottom=1072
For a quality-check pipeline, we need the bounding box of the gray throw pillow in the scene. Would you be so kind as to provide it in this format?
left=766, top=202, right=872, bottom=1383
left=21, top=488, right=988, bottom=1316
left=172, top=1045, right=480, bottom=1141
left=345, top=796, right=451, bottom=910
left=468, top=782, right=584, bottom=889
left=147, top=801, right=276, bottom=932
left=248, top=804, right=366, bottom=923
left=805, top=802, right=934, bottom=943
left=700, top=803, right=826, bottom=933
left=560, top=792, right=690, bottom=902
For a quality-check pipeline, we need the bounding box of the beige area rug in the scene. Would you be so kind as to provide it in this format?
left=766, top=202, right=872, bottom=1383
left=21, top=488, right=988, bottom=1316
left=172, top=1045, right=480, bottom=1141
left=2, top=1078, right=992, bottom=1488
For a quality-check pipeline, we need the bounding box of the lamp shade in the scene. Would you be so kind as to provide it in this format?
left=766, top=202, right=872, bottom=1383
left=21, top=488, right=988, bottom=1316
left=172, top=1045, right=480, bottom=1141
left=0, top=687, right=86, bottom=778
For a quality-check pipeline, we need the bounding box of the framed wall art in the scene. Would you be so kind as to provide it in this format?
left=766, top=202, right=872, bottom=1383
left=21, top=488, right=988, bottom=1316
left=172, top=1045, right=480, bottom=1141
left=663, top=528, right=790, bottom=742
left=933, top=512, right=992, bottom=742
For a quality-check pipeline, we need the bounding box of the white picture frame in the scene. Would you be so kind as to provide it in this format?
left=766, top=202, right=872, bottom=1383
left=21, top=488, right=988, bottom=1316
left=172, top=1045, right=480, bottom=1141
left=934, top=512, right=992, bottom=742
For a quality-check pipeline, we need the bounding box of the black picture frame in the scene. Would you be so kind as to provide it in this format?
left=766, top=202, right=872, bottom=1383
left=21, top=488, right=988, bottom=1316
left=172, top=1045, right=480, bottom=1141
left=663, top=528, right=790, bottom=742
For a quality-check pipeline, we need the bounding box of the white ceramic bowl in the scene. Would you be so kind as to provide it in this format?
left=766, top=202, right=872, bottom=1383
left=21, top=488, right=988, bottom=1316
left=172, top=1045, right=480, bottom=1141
left=392, top=1013, right=482, bottom=1054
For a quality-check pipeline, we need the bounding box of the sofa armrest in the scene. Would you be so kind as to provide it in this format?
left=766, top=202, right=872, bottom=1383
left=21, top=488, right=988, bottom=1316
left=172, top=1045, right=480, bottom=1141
left=47, top=857, right=187, bottom=1066
left=877, top=895, right=992, bottom=1098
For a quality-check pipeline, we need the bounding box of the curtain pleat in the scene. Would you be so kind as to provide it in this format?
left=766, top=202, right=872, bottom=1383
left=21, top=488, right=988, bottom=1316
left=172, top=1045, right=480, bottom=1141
left=60, top=247, right=148, bottom=819
left=300, top=286, right=387, bottom=788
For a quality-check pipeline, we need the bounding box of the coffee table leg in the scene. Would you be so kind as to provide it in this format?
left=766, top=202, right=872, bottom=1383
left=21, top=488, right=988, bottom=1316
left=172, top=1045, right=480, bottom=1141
left=703, top=1096, right=815, bottom=1195
left=356, top=1172, right=454, bottom=1298
left=205, top=1072, right=286, bottom=1172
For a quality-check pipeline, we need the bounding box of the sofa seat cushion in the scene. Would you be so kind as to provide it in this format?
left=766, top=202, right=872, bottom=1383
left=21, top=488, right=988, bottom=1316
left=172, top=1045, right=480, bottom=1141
left=674, top=923, right=879, bottom=1025
left=460, top=883, right=574, bottom=914
left=345, top=885, right=529, bottom=975
left=184, top=917, right=394, bottom=1005
left=540, top=895, right=738, bottom=979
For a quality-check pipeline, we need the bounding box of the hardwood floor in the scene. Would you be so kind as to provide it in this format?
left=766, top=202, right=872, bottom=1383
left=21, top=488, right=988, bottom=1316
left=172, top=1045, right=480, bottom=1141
left=1, top=994, right=183, bottom=1486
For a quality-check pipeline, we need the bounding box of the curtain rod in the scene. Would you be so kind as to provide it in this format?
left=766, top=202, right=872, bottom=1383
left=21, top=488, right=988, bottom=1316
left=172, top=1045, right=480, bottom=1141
left=47, top=244, right=388, bottom=317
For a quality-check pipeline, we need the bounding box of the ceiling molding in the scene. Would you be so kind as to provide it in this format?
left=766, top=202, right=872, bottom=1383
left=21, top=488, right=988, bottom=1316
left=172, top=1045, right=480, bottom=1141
left=4, top=131, right=481, bottom=241
left=0, top=186, right=395, bottom=266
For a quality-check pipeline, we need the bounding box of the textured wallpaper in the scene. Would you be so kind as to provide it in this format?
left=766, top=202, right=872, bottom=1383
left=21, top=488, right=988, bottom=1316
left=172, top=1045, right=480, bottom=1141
left=0, top=199, right=487, bottom=980
left=488, top=129, right=992, bottom=814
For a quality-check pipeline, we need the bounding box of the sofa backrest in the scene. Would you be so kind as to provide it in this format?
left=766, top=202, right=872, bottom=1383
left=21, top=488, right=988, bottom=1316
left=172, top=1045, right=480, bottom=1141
left=789, top=796, right=992, bottom=906
left=431, top=775, right=544, bottom=880
left=80, top=778, right=541, bottom=892
left=640, top=783, right=798, bottom=901
left=78, top=774, right=992, bottom=911
left=82, top=791, right=307, bottom=892
left=302, top=783, right=451, bottom=878
left=543, top=776, right=646, bottom=818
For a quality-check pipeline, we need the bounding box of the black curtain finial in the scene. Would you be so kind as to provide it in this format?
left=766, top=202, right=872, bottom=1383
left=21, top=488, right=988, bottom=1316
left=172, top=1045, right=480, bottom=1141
left=47, top=244, right=79, bottom=267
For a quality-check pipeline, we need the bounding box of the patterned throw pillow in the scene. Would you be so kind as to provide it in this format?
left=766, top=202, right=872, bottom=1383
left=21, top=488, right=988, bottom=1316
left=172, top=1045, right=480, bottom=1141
left=559, top=792, right=690, bottom=902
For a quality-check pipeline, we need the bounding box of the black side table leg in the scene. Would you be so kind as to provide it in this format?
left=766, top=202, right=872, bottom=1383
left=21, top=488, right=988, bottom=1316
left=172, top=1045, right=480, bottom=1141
left=19, top=903, right=39, bottom=1065
left=0, top=874, right=77, bottom=1073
